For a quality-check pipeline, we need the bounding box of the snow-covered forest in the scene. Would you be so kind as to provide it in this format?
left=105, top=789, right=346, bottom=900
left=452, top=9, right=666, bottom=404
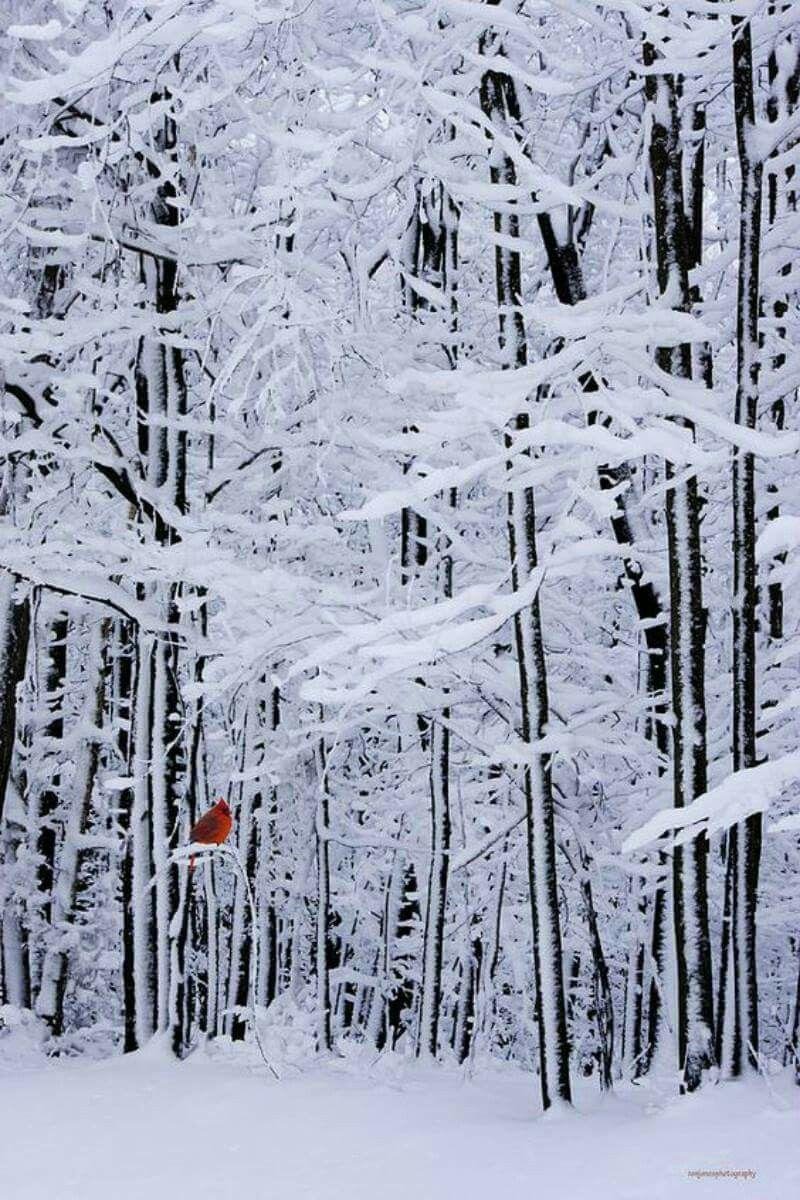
left=1, top=0, right=800, bottom=1194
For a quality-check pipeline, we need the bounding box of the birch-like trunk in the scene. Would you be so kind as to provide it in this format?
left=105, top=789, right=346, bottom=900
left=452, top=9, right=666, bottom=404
left=0, top=571, right=29, bottom=829
left=128, top=89, right=189, bottom=1053
left=130, top=634, right=156, bottom=1046
left=764, top=26, right=799, bottom=638
left=536, top=211, right=671, bottom=1074
left=203, top=859, right=219, bottom=1038
left=644, top=37, right=715, bottom=1092
left=150, top=642, right=172, bottom=1033
left=790, top=941, right=800, bottom=1085
left=156, top=629, right=186, bottom=1053
left=31, top=611, right=67, bottom=951
left=109, top=618, right=139, bottom=1051
left=622, top=877, right=646, bottom=1078
left=401, top=174, right=459, bottom=1060
left=36, top=619, right=108, bottom=1033
left=452, top=912, right=482, bottom=1066
left=579, top=859, right=614, bottom=1090
left=316, top=737, right=335, bottom=1052
left=417, top=718, right=451, bottom=1057
left=0, top=567, right=30, bottom=1007
left=255, top=685, right=281, bottom=1013
left=226, top=780, right=257, bottom=1042
left=718, top=13, right=764, bottom=1079
left=383, top=857, right=419, bottom=1049
left=480, top=45, right=571, bottom=1110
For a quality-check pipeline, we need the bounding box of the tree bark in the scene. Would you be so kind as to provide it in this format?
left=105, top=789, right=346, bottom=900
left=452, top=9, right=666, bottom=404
left=36, top=619, right=108, bottom=1035
left=0, top=569, right=30, bottom=1007
left=32, top=611, right=67, bottom=947
left=129, top=87, right=189, bottom=1053
left=0, top=572, right=29, bottom=830
left=480, top=39, right=572, bottom=1110
left=536, top=209, right=671, bottom=1075
left=401, top=174, right=459, bottom=1061
left=316, top=737, right=335, bottom=1052
left=417, top=719, right=451, bottom=1057
left=130, top=634, right=156, bottom=1046
left=644, top=33, right=715, bottom=1092
left=718, top=12, right=764, bottom=1079
left=107, top=617, right=140, bottom=1052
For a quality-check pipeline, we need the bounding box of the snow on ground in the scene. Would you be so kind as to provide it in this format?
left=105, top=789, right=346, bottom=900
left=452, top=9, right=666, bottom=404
left=1, top=1037, right=797, bottom=1200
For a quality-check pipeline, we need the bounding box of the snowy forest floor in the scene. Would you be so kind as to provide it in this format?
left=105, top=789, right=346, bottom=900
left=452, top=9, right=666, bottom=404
left=1, top=1032, right=798, bottom=1200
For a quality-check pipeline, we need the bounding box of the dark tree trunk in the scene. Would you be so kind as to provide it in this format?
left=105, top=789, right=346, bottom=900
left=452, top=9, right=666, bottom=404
left=401, top=174, right=459, bottom=1060
left=480, top=36, right=571, bottom=1110
left=316, top=737, right=336, bottom=1052
left=384, top=860, right=420, bottom=1049
left=37, top=620, right=108, bottom=1035
left=34, top=612, right=67, bottom=937
left=255, top=689, right=281, bottom=1015
left=0, top=574, right=29, bottom=829
left=131, top=635, right=157, bottom=1045
left=790, top=942, right=800, bottom=1084
left=536, top=211, right=670, bottom=1075
left=580, top=866, right=614, bottom=1090
left=111, top=618, right=139, bottom=1052
left=229, top=788, right=261, bottom=1043
left=644, top=34, right=715, bottom=1092
left=763, top=36, right=799, bottom=641
left=453, top=925, right=483, bottom=1065
left=718, top=13, right=764, bottom=1079
left=418, top=719, right=451, bottom=1057
left=0, top=571, right=30, bottom=1008
left=622, top=883, right=646, bottom=1079
left=129, top=89, right=189, bottom=1054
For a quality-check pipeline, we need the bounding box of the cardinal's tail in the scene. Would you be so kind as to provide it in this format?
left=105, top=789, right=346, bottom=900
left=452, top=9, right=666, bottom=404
left=190, top=854, right=196, bottom=872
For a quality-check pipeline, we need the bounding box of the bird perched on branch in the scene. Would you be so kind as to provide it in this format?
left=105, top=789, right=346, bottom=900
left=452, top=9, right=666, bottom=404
left=188, top=798, right=232, bottom=870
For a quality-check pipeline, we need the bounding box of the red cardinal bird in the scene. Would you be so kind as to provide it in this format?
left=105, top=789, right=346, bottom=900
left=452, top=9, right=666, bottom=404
left=188, top=798, right=233, bottom=870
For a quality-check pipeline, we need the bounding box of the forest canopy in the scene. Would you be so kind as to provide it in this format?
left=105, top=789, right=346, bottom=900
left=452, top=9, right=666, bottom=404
left=0, top=0, right=799, bottom=1108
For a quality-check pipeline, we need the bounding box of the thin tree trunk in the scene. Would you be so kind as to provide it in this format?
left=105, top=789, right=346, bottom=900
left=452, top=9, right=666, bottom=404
left=316, top=737, right=334, bottom=1052
left=644, top=33, right=715, bottom=1092
left=131, top=634, right=156, bottom=1046
left=418, top=720, right=451, bottom=1057
left=622, top=879, right=646, bottom=1079
left=36, top=619, right=108, bottom=1034
left=764, top=32, right=799, bottom=640
left=453, top=918, right=482, bottom=1066
left=255, top=683, right=281, bottom=1013
left=477, top=842, right=508, bottom=1057
left=789, top=941, right=800, bottom=1084
left=1, top=899, right=29, bottom=1008
left=480, top=39, right=571, bottom=1110
left=111, top=618, right=138, bottom=1052
left=402, top=173, right=459, bottom=1061
left=227, top=779, right=258, bottom=1042
left=536, top=211, right=671, bottom=1074
left=0, top=572, right=29, bottom=830
left=203, top=858, right=219, bottom=1038
left=384, top=858, right=420, bottom=1049
left=0, top=569, right=30, bottom=1008
left=151, top=635, right=182, bottom=1039
left=131, top=88, right=189, bottom=1053
left=31, top=611, right=67, bottom=956
left=718, top=12, right=764, bottom=1079
left=580, top=867, right=614, bottom=1090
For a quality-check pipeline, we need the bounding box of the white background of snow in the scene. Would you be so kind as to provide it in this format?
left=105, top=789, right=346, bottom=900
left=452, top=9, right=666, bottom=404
left=0, top=1036, right=797, bottom=1200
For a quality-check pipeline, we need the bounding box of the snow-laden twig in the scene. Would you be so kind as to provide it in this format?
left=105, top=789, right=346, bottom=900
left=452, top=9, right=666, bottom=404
left=150, top=845, right=281, bottom=1080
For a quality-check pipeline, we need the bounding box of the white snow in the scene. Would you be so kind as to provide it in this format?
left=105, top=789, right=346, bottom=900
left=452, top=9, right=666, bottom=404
left=6, top=21, right=63, bottom=41
left=0, top=1038, right=797, bottom=1200
left=623, top=753, right=800, bottom=852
